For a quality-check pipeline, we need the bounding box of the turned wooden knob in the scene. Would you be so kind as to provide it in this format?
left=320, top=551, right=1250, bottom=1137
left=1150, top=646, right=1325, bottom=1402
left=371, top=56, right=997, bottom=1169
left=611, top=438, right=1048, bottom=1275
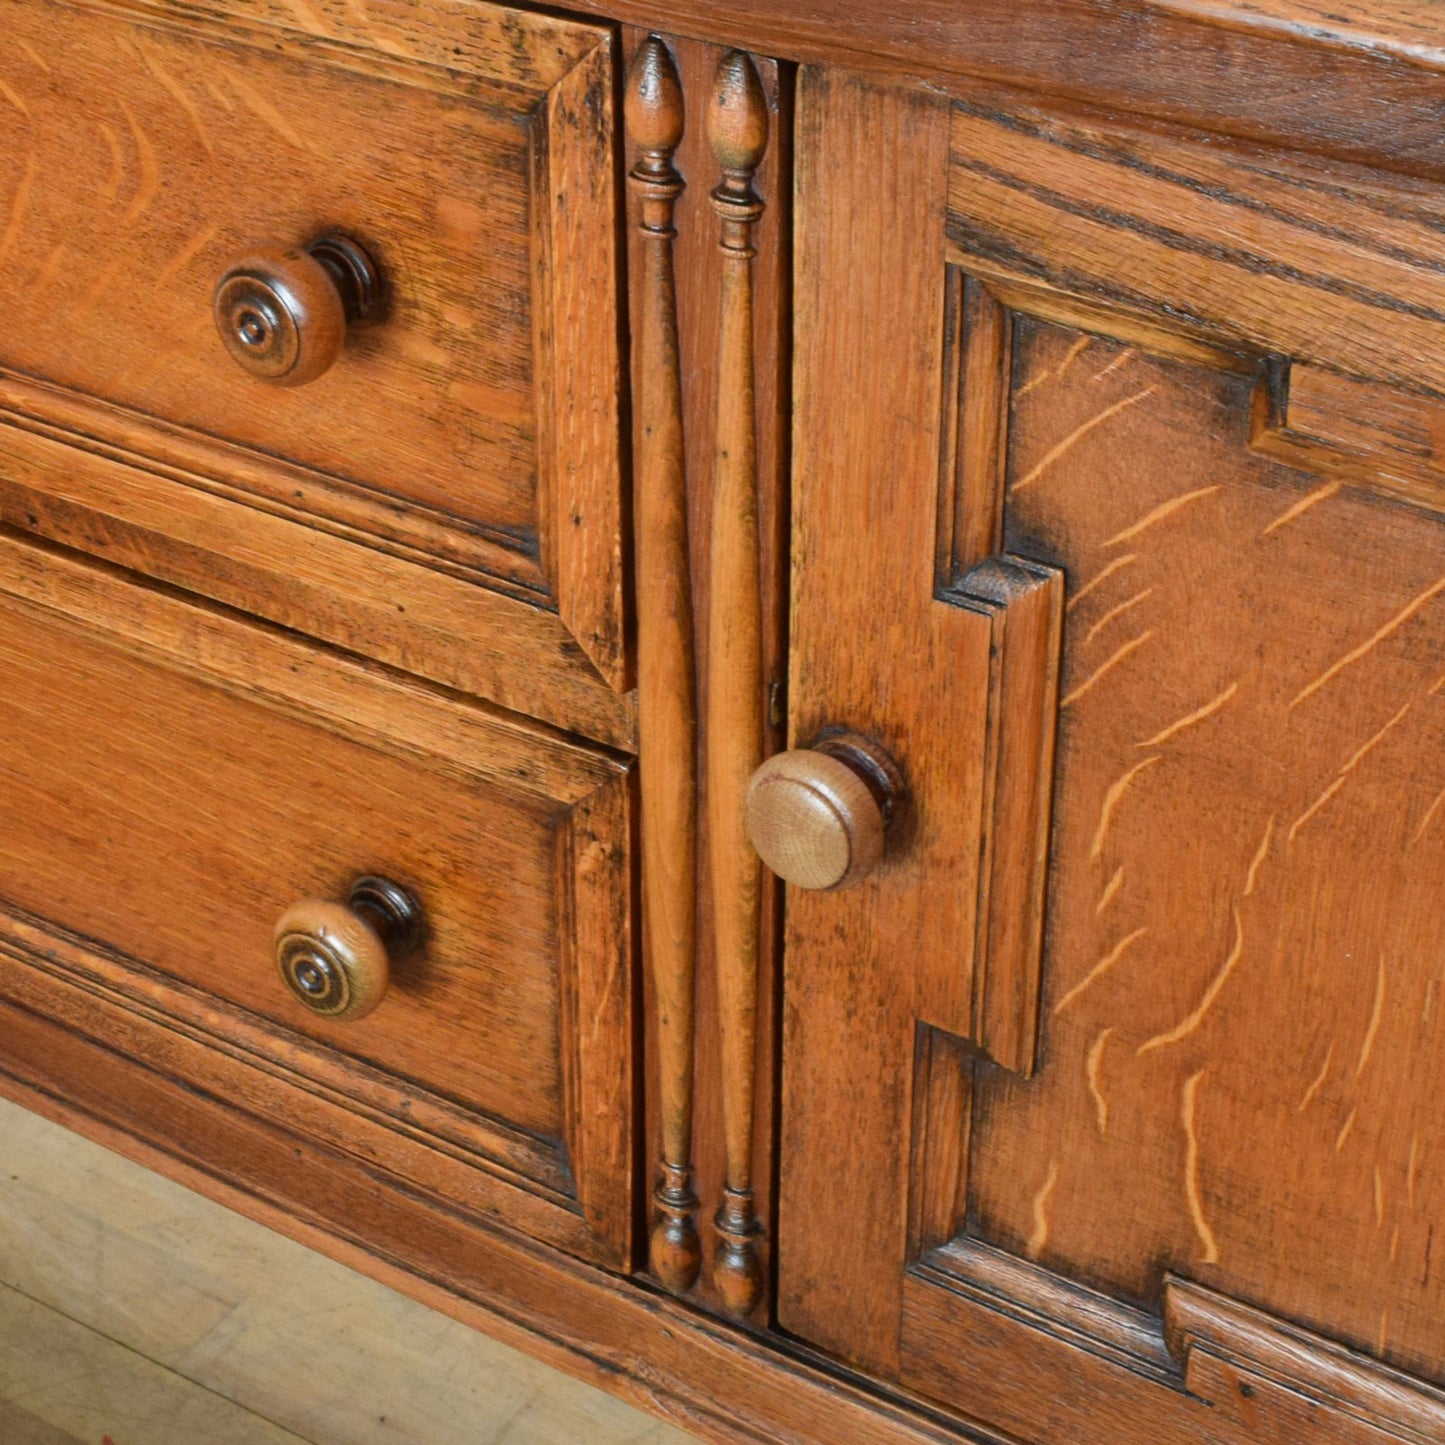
left=214, top=234, right=378, bottom=386
left=745, top=735, right=902, bottom=891
left=273, top=876, right=421, bottom=1022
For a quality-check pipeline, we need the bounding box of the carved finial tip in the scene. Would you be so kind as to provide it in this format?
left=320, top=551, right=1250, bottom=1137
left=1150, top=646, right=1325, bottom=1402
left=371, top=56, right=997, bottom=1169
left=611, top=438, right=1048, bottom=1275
left=625, top=36, right=684, bottom=152
left=708, top=49, right=768, bottom=172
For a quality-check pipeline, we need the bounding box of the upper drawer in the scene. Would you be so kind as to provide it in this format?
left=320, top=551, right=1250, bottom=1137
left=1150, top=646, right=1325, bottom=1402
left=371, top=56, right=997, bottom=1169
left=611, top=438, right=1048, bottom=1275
left=0, top=0, right=628, bottom=742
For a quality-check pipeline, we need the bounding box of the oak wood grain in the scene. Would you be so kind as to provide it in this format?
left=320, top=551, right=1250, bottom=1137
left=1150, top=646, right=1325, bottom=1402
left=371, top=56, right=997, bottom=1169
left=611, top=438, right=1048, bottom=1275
left=0, top=0, right=627, bottom=702
left=626, top=34, right=703, bottom=1295
left=0, top=531, right=634, bottom=1265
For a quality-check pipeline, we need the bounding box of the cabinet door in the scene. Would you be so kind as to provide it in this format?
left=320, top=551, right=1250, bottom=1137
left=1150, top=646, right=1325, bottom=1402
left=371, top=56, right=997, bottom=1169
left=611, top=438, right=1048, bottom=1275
left=779, top=67, right=1445, bottom=1443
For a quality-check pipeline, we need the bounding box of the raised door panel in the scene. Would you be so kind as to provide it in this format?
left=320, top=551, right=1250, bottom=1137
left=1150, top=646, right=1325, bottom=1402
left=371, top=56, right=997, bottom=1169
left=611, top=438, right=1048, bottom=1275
left=780, top=65, right=1445, bottom=1445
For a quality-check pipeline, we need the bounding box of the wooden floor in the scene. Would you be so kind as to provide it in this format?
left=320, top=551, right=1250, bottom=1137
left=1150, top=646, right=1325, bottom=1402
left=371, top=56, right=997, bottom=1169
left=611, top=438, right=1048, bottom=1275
left=0, top=1095, right=698, bottom=1445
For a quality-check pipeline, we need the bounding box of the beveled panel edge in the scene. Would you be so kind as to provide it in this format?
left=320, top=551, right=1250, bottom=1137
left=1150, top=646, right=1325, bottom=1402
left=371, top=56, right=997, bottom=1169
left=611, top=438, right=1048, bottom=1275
left=0, top=436, right=637, bottom=750
left=0, top=910, right=604, bottom=1259
left=1165, top=1277, right=1445, bottom=1444
left=532, top=40, right=631, bottom=693
left=63, top=0, right=609, bottom=101
left=0, top=371, right=551, bottom=601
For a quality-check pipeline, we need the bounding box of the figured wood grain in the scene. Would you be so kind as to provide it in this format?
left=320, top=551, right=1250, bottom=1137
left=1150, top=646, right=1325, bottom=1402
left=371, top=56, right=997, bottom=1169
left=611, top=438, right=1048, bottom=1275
left=963, top=320, right=1445, bottom=1384
left=0, top=0, right=627, bottom=692
left=626, top=35, right=702, bottom=1294
left=705, top=48, right=770, bottom=1319
left=534, top=0, right=1445, bottom=182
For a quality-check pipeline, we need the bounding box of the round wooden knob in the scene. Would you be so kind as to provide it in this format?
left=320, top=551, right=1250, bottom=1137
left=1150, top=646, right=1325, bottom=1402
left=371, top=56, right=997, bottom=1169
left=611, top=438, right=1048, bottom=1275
left=214, top=235, right=378, bottom=386
left=273, top=876, right=420, bottom=1022
left=745, top=735, right=902, bottom=891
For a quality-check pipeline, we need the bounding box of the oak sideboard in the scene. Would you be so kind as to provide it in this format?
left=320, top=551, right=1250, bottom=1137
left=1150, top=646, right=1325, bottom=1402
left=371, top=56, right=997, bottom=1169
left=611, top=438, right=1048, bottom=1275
left=1, top=1, right=1443, bottom=1440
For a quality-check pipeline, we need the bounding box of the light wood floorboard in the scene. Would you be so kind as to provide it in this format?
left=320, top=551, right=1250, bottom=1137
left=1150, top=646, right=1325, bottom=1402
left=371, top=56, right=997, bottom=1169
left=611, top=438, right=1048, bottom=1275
left=0, top=1095, right=699, bottom=1445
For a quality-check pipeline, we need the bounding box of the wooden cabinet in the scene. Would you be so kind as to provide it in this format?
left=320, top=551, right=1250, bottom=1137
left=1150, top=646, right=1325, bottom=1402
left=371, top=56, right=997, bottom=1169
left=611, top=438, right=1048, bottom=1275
left=3, top=1, right=1445, bottom=1441
left=777, top=59, right=1445, bottom=1445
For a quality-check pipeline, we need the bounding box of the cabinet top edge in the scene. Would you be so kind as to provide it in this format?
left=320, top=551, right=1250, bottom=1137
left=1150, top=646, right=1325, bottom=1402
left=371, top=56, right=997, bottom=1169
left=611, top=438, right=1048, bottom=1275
left=598, top=0, right=1445, bottom=181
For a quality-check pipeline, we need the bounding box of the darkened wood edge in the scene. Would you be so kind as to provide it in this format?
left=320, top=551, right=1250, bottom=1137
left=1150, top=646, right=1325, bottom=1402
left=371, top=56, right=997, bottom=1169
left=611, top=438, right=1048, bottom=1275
left=0, top=367, right=553, bottom=601
left=0, top=530, right=627, bottom=797
left=1164, top=1278, right=1445, bottom=1443
left=0, top=905, right=579, bottom=1206
left=908, top=1243, right=1445, bottom=1442
left=940, top=556, right=1063, bottom=1077
left=0, top=438, right=637, bottom=751
left=548, top=0, right=1445, bottom=182
left=533, top=38, right=631, bottom=692
left=0, top=1039, right=1002, bottom=1445
left=82, top=0, right=608, bottom=101
left=1251, top=362, right=1445, bottom=520
left=919, top=1238, right=1178, bottom=1383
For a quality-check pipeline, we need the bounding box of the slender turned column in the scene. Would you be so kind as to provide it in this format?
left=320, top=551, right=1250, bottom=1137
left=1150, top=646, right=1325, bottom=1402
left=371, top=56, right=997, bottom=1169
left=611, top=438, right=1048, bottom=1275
left=626, top=36, right=700, bottom=1294
left=706, top=48, right=769, bottom=1317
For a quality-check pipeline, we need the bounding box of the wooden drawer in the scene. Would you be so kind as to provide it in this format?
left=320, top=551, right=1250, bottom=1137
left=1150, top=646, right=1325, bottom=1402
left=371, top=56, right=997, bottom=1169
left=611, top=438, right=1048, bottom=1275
left=0, top=0, right=629, bottom=747
left=0, top=535, right=633, bottom=1267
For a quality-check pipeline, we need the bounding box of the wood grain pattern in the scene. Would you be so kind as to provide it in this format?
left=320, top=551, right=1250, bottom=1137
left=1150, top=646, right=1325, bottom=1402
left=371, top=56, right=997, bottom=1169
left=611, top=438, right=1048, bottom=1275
left=0, top=531, right=634, bottom=1265
left=0, top=406, right=635, bottom=748
left=704, top=48, right=770, bottom=1320
left=626, top=35, right=702, bottom=1295
left=623, top=29, right=791, bottom=1323
left=1254, top=361, right=1445, bottom=517
left=945, top=102, right=1445, bottom=398
left=904, top=1244, right=1445, bottom=1444
left=968, top=319, right=1445, bottom=1382
left=778, top=69, right=994, bottom=1373
left=534, top=0, right=1445, bottom=182
left=0, top=0, right=627, bottom=700
left=0, top=1073, right=988, bottom=1445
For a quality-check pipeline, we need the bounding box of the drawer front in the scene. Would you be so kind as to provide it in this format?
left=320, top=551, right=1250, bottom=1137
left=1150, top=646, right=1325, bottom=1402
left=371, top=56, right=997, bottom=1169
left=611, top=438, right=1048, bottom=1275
left=0, top=0, right=628, bottom=742
left=0, top=536, right=633, bottom=1265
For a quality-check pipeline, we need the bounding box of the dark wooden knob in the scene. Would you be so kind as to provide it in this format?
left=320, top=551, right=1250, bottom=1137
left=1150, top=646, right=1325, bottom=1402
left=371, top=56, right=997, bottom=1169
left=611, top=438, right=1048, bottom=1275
left=214, top=235, right=378, bottom=386
left=273, top=875, right=420, bottom=1022
left=745, top=735, right=902, bottom=891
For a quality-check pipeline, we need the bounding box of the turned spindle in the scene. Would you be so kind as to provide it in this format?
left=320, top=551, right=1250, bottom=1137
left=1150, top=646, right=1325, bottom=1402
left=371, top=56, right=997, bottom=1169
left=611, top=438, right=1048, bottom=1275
left=626, top=36, right=702, bottom=1295
left=706, top=48, right=770, bottom=1318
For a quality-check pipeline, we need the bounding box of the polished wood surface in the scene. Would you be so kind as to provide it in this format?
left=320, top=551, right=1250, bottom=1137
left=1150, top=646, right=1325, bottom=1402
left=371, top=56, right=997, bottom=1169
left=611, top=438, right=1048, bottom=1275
left=2, top=0, right=1444, bottom=1439
left=547, top=0, right=1445, bottom=180
left=0, top=0, right=630, bottom=734
left=704, top=47, right=770, bottom=1319
left=273, top=877, right=421, bottom=1022
left=622, top=28, right=792, bottom=1323
left=0, top=531, right=635, bottom=1267
left=775, top=37, right=1445, bottom=1445
left=745, top=738, right=899, bottom=893
left=213, top=237, right=378, bottom=387
left=627, top=35, right=703, bottom=1296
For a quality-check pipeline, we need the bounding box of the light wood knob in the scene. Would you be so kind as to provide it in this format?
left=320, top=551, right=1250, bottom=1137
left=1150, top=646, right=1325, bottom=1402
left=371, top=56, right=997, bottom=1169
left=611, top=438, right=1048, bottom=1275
left=745, top=735, right=902, bottom=891
left=214, top=234, right=378, bottom=386
left=273, top=876, right=420, bottom=1022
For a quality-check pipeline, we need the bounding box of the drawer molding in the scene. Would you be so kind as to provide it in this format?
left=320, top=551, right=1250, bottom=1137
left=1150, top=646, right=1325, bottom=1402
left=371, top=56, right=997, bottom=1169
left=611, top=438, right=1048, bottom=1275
left=0, top=531, right=635, bottom=1267
left=0, top=0, right=629, bottom=712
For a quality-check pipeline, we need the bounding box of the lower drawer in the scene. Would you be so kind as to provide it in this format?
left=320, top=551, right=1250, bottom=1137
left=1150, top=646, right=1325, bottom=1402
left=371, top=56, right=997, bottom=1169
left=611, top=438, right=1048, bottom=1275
left=0, top=536, right=634, bottom=1266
